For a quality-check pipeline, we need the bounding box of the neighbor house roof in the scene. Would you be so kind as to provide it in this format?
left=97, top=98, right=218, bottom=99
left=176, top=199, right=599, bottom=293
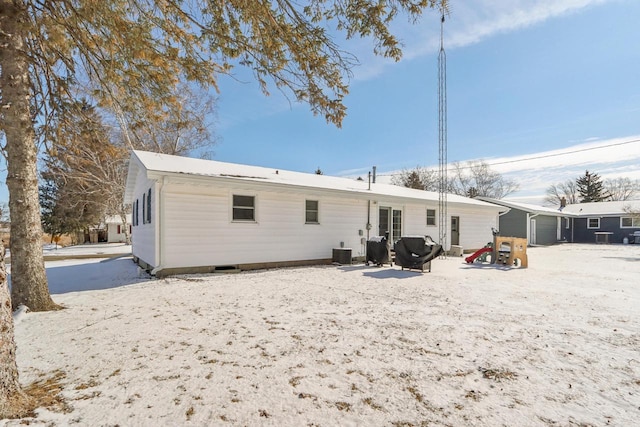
left=561, top=200, right=640, bottom=216
left=125, top=150, right=506, bottom=211
left=105, top=214, right=132, bottom=224
left=478, top=197, right=568, bottom=217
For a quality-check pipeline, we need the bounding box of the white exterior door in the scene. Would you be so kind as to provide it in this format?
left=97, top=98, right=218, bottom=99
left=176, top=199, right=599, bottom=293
left=451, top=216, right=460, bottom=246
left=530, top=219, right=537, bottom=245
left=379, top=207, right=402, bottom=244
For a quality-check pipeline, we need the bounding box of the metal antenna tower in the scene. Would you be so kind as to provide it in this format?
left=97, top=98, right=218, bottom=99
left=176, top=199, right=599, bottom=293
left=437, top=11, right=448, bottom=256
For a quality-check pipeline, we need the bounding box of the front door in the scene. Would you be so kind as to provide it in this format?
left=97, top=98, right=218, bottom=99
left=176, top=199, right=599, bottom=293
left=451, top=216, right=460, bottom=246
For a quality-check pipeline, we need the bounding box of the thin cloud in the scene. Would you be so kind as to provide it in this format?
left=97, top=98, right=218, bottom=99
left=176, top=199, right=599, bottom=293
left=369, top=135, right=640, bottom=202
left=353, top=0, right=613, bottom=81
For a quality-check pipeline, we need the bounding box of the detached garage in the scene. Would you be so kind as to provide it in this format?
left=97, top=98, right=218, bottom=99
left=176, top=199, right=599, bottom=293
left=478, top=198, right=570, bottom=245
left=124, top=150, right=505, bottom=276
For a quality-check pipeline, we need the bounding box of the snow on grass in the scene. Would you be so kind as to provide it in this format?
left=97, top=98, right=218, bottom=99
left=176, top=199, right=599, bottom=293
left=5, top=244, right=640, bottom=426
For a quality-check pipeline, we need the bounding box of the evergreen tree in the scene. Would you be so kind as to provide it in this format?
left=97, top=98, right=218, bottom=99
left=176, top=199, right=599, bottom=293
left=1, top=0, right=450, bottom=313
left=1, top=0, right=448, bottom=414
left=577, top=170, right=609, bottom=203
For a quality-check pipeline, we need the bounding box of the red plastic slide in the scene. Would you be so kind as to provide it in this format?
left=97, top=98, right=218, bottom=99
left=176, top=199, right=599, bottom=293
left=465, top=247, right=492, bottom=264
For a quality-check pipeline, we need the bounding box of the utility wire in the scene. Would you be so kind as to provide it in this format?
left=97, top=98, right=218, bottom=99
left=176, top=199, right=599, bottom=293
left=485, top=138, right=640, bottom=167
left=375, top=138, right=640, bottom=177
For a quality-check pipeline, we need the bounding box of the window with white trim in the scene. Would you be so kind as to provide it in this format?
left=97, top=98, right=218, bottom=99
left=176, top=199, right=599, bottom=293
left=621, top=217, right=640, bottom=228
left=565, top=217, right=570, bottom=229
left=587, top=218, right=600, bottom=229
left=232, top=195, right=255, bottom=221
left=426, top=209, right=436, bottom=226
left=305, top=200, right=319, bottom=224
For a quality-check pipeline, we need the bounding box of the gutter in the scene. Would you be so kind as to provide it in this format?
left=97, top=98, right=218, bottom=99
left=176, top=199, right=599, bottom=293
left=497, top=207, right=511, bottom=230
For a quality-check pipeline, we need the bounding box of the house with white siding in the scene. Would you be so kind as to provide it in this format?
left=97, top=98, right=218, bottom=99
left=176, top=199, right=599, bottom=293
left=105, top=214, right=132, bottom=243
left=124, top=150, right=506, bottom=277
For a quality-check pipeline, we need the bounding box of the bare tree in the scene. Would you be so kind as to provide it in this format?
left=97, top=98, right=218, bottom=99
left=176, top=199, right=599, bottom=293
left=623, top=204, right=640, bottom=220
left=544, top=180, right=579, bottom=206
left=391, top=166, right=438, bottom=191
left=448, top=160, right=519, bottom=199
left=120, top=83, right=218, bottom=159
left=604, top=177, right=639, bottom=201
left=41, top=102, right=131, bottom=244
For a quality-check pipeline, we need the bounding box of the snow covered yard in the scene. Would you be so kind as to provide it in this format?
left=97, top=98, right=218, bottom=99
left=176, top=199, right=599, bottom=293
left=5, top=244, right=640, bottom=426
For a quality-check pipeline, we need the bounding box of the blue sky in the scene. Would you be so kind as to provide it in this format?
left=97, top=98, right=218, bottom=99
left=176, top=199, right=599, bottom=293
left=1, top=0, right=639, bottom=205
left=209, top=0, right=640, bottom=200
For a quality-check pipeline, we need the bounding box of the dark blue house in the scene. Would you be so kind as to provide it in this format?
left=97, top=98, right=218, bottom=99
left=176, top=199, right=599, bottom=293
left=562, top=201, right=640, bottom=244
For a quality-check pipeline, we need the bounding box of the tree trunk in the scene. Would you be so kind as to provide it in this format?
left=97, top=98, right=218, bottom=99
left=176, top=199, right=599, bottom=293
left=119, top=210, right=131, bottom=245
left=0, top=0, right=59, bottom=311
left=0, top=245, right=32, bottom=418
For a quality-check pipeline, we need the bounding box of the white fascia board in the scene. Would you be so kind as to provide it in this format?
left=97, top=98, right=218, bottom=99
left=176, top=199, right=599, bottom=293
left=148, top=170, right=506, bottom=213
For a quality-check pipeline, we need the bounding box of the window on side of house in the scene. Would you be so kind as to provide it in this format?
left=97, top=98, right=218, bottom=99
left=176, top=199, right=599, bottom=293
left=565, top=218, right=570, bottom=229
left=621, top=217, right=640, bottom=228
left=147, top=188, right=152, bottom=224
left=426, top=208, right=436, bottom=226
left=305, top=200, right=319, bottom=224
left=134, top=199, right=139, bottom=226
left=587, top=218, right=600, bottom=229
left=142, top=192, right=147, bottom=224
left=232, top=195, right=255, bottom=221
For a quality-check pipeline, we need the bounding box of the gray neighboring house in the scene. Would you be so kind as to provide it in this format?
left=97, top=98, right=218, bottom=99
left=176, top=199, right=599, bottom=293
left=478, top=198, right=570, bottom=245
left=561, top=200, right=640, bottom=244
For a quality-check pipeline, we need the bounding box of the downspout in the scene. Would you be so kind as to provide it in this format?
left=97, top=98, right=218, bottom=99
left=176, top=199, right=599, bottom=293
left=366, top=171, right=372, bottom=240
left=367, top=200, right=371, bottom=240
left=151, top=176, right=166, bottom=276
left=571, top=217, right=574, bottom=243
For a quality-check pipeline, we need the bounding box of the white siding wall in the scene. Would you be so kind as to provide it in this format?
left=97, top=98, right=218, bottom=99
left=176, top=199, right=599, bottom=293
left=161, top=183, right=370, bottom=268
left=107, top=223, right=130, bottom=243
left=370, top=202, right=496, bottom=250
left=451, top=206, right=498, bottom=250
left=139, top=178, right=502, bottom=270
left=402, top=203, right=439, bottom=238
left=131, top=171, right=157, bottom=267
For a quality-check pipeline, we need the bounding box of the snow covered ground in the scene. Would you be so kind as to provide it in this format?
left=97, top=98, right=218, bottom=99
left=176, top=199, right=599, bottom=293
left=5, top=243, right=640, bottom=426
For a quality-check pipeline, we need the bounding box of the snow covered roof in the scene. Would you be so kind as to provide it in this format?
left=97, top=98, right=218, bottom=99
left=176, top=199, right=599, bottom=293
left=478, top=197, right=568, bottom=217
left=561, top=200, right=640, bottom=216
left=105, top=214, right=132, bottom=224
left=125, top=150, right=504, bottom=210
